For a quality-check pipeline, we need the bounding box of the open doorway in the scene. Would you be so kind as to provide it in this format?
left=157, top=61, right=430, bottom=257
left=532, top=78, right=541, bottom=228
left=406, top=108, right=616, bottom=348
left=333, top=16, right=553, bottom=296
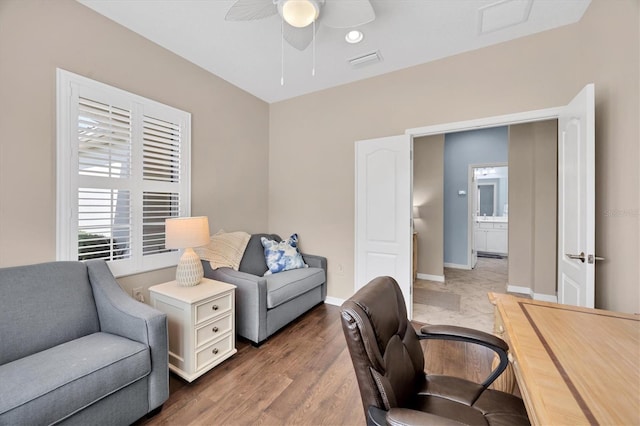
left=412, top=121, right=557, bottom=332
left=356, top=84, right=592, bottom=326
left=471, top=164, right=508, bottom=268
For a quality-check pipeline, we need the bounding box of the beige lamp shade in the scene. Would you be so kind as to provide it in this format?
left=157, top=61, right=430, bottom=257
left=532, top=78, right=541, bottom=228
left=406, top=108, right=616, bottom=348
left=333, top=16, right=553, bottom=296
left=165, top=216, right=210, bottom=287
left=165, top=216, right=210, bottom=249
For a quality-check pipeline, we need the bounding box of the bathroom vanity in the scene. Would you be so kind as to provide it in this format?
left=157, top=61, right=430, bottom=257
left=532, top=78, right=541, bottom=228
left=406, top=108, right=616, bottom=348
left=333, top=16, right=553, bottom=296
left=474, top=216, right=508, bottom=256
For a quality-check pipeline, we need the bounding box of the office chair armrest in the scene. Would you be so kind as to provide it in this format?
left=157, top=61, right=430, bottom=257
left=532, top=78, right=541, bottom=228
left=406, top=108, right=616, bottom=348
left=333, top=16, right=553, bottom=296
left=368, top=406, right=464, bottom=426
left=418, top=324, right=509, bottom=388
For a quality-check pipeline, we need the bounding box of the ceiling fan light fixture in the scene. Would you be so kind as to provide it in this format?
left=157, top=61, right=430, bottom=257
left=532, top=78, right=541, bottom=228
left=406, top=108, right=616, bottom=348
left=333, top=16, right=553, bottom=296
left=345, top=30, right=363, bottom=44
left=281, top=0, right=319, bottom=28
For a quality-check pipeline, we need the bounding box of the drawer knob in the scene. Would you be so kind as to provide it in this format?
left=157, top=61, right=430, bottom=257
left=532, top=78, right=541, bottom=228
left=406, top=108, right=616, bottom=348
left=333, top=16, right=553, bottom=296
left=212, top=305, right=219, bottom=311
left=212, top=348, right=219, bottom=355
left=212, top=326, right=219, bottom=333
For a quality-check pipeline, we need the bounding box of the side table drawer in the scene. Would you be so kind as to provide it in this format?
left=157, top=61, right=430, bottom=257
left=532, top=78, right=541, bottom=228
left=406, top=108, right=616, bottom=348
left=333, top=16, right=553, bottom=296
left=196, top=334, right=234, bottom=371
left=196, top=292, right=232, bottom=325
left=196, top=313, right=232, bottom=348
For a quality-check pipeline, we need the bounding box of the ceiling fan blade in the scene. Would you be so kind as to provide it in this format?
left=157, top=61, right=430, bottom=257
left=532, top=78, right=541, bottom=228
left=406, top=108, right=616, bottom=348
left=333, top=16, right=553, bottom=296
left=321, top=0, right=375, bottom=28
left=225, top=0, right=278, bottom=21
left=283, top=21, right=318, bottom=51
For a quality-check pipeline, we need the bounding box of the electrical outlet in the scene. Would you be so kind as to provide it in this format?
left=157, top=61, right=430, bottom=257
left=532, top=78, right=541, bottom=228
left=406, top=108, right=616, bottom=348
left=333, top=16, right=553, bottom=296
left=336, top=264, right=345, bottom=276
left=132, top=287, right=144, bottom=303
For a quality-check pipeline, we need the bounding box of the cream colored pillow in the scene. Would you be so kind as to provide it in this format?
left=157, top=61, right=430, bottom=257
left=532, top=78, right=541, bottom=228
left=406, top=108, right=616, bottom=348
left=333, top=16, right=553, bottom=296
left=194, top=230, right=251, bottom=270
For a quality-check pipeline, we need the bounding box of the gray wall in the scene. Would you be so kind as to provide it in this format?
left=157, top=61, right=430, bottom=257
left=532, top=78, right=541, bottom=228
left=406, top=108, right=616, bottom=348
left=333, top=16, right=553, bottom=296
left=444, top=127, right=508, bottom=266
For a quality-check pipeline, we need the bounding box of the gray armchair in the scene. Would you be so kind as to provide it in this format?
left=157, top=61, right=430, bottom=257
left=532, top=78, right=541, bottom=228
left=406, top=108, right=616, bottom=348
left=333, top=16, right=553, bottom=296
left=203, top=233, right=327, bottom=345
left=0, top=260, right=169, bottom=425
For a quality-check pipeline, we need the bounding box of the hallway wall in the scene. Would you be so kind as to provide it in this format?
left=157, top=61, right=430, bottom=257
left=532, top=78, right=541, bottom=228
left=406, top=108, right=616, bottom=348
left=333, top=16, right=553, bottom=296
left=508, top=120, right=558, bottom=298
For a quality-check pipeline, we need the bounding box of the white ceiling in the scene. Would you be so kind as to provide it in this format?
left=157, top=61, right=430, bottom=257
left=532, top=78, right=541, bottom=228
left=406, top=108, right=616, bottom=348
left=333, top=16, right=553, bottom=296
left=77, top=0, right=591, bottom=103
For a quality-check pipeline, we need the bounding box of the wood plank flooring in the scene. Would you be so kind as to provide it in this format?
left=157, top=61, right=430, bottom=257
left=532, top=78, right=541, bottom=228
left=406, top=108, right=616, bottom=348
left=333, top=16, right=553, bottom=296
left=138, top=303, right=495, bottom=426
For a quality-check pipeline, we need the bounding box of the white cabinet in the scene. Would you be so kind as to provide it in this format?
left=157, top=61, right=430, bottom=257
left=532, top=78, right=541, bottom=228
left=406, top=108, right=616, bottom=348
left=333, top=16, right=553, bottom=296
left=475, top=221, right=508, bottom=255
left=149, top=278, right=237, bottom=382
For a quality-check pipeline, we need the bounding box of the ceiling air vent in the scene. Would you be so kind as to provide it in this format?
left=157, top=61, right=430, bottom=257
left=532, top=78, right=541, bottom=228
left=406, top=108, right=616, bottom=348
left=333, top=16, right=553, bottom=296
left=348, top=50, right=383, bottom=68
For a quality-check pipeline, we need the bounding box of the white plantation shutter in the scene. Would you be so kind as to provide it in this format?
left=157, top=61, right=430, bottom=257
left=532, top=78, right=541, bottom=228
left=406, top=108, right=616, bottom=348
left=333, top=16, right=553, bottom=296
left=141, top=115, right=182, bottom=257
left=57, top=69, right=191, bottom=276
left=143, top=191, right=180, bottom=255
left=143, top=116, right=181, bottom=183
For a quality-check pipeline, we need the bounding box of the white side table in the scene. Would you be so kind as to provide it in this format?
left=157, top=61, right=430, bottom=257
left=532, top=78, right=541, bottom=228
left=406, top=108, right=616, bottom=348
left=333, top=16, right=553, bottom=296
left=149, top=278, right=237, bottom=382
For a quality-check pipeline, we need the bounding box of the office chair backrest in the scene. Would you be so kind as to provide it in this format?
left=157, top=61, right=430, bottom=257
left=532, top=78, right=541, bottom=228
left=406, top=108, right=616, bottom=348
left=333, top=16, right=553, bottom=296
left=340, top=276, right=425, bottom=414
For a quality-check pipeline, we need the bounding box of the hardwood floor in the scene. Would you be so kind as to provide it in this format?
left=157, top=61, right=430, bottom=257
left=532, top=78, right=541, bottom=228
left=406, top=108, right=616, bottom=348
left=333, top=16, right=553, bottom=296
left=138, top=303, right=495, bottom=426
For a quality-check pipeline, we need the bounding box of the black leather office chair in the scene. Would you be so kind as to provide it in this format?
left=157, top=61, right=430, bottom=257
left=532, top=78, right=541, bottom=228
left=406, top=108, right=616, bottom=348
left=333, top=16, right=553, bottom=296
left=340, top=276, right=530, bottom=425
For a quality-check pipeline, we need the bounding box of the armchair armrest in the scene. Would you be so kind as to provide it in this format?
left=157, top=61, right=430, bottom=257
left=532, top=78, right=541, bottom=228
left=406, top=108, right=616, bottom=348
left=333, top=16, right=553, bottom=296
left=419, top=324, right=509, bottom=388
left=85, top=260, right=168, bottom=411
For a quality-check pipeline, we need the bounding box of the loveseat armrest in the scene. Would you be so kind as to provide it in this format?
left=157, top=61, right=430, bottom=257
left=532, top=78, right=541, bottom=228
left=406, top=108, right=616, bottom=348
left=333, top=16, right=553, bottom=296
left=301, top=253, right=327, bottom=271
left=85, top=260, right=168, bottom=411
left=202, top=262, right=268, bottom=344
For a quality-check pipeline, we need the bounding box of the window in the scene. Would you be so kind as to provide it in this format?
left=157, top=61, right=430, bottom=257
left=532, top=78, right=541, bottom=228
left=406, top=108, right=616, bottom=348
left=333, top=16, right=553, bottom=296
left=57, top=69, right=191, bottom=276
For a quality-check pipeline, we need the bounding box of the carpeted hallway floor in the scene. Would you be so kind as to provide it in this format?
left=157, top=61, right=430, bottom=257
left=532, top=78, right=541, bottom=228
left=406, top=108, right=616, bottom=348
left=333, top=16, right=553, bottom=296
left=412, top=257, right=515, bottom=333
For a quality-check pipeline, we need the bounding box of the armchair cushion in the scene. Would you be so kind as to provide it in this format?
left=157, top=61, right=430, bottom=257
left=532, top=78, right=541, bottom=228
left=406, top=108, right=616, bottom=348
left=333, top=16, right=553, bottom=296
left=0, top=332, right=150, bottom=424
left=0, top=261, right=100, bottom=365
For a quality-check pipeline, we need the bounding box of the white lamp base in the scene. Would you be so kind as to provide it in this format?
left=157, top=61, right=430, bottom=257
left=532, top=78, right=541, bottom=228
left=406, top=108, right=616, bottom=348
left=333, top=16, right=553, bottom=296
left=175, top=247, right=204, bottom=287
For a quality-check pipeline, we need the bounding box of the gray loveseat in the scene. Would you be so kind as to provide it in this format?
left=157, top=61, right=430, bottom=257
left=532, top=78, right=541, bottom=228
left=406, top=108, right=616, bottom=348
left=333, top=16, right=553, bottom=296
left=0, top=260, right=169, bottom=425
left=202, top=233, right=327, bottom=345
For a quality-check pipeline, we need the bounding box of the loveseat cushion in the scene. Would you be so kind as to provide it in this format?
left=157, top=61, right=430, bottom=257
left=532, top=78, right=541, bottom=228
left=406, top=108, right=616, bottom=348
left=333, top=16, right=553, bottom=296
left=0, top=332, right=150, bottom=425
left=266, top=267, right=326, bottom=309
left=239, top=233, right=281, bottom=276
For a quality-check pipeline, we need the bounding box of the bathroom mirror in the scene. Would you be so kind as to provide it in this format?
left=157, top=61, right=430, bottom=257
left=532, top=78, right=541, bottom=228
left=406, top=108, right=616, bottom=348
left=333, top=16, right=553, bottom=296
left=475, top=166, right=508, bottom=217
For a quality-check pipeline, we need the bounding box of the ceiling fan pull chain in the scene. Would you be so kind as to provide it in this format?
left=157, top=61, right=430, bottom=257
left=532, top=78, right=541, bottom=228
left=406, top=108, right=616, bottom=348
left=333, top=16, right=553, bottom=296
left=312, top=20, right=316, bottom=77
left=281, top=13, right=285, bottom=86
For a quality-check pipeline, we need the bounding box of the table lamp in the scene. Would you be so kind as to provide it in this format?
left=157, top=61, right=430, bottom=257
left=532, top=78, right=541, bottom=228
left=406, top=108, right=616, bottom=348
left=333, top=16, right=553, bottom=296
left=165, top=216, right=210, bottom=287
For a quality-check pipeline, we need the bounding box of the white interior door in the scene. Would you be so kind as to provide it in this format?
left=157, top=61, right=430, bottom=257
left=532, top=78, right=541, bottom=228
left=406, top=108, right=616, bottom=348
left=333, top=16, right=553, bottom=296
left=470, top=169, right=478, bottom=268
left=558, top=84, right=596, bottom=307
left=355, top=135, right=413, bottom=318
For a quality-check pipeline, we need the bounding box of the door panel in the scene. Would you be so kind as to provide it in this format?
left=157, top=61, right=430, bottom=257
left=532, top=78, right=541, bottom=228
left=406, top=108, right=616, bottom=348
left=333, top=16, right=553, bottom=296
left=355, top=135, right=412, bottom=317
left=558, top=84, right=595, bottom=307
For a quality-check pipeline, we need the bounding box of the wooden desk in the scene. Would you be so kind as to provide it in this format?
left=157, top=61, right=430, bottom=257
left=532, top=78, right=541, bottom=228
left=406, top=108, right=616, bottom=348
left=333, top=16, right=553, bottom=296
left=490, top=293, right=640, bottom=425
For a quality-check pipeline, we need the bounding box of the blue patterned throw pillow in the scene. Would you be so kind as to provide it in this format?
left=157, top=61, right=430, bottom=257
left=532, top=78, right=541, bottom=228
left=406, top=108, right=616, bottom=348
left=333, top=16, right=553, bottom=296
left=261, top=234, right=308, bottom=275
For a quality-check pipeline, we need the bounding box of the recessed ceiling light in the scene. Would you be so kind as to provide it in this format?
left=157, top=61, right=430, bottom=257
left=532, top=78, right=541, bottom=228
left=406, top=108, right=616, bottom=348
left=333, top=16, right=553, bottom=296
left=345, top=30, right=364, bottom=44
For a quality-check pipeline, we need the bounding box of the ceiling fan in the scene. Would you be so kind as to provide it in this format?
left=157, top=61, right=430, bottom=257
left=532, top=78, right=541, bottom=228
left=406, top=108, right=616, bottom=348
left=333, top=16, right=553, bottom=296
left=225, top=0, right=376, bottom=51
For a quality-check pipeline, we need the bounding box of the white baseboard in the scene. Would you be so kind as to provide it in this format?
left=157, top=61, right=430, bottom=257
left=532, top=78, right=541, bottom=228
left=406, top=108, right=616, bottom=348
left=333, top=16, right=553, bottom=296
left=507, top=285, right=532, bottom=296
left=324, top=296, right=345, bottom=306
left=532, top=293, right=558, bottom=303
left=507, top=285, right=558, bottom=303
left=417, top=273, right=445, bottom=283
left=444, top=262, right=471, bottom=270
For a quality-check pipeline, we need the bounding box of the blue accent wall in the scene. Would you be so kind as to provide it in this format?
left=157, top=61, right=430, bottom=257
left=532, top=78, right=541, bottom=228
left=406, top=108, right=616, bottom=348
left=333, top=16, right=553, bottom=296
left=444, top=127, right=508, bottom=265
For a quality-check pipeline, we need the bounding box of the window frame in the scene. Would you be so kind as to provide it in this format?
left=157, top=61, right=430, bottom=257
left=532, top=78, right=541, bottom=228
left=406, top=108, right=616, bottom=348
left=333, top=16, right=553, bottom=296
left=56, top=68, right=191, bottom=277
